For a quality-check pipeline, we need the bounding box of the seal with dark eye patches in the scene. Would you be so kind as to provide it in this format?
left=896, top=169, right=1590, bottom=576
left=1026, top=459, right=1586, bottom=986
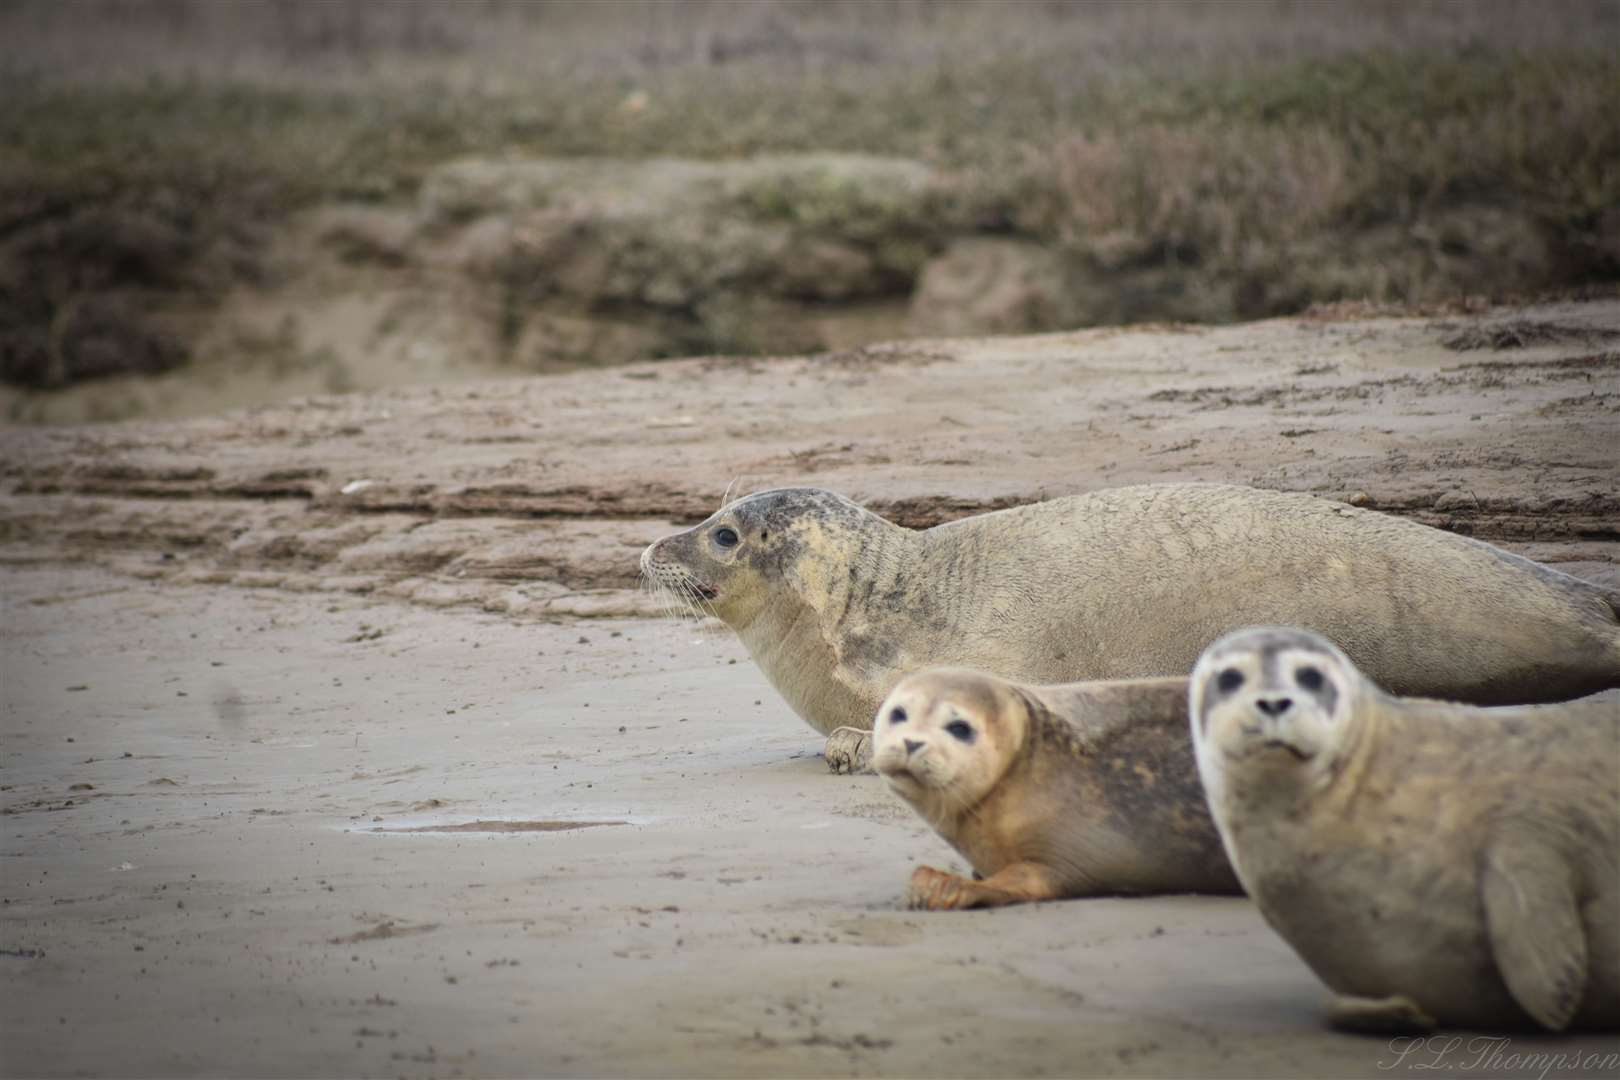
left=1191, top=626, right=1620, bottom=1034
left=871, top=668, right=1240, bottom=910
left=639, top=483, right=1620, bottom=771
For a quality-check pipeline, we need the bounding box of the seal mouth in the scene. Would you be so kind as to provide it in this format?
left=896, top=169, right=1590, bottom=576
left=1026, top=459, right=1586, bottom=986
left=1260, top=739, right=1313, bottom=761
left=878, top=764, right=927, bottom=792
left=1225, top=739, right=1314, bottom=764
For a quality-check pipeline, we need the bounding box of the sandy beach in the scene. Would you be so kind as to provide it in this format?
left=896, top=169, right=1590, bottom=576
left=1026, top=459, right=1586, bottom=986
left=4, top=302, right=1619, bottom=1077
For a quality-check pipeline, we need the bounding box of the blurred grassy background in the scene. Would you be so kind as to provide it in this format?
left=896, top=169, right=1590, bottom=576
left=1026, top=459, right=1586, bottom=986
left=2, top=0, right=1618, bottom=403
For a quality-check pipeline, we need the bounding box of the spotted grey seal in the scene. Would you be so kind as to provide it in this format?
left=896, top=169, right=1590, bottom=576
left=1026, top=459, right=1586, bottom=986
left=1190, top=625, right=1619, bottom=1033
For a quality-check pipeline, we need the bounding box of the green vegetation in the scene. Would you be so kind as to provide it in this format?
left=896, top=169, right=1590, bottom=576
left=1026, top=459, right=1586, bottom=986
left=2, top=0, right=1617, bottom=387
left=8, top=46, right=1612, bottom=219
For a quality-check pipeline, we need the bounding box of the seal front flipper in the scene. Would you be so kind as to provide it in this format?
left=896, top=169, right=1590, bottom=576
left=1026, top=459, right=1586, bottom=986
left=822, top=621, right=909, bottom=773
left=1480, top=828, right=1588, bottom=1031
left=1325, top=995, right=1436, bottom=1034
left=906, top=863, right=1060, bottom=910
left=825, top=726, right=873, bottom=774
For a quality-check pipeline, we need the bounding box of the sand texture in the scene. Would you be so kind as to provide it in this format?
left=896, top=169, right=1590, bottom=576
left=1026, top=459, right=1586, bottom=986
left=3, top=301, right=1618, bottom=1077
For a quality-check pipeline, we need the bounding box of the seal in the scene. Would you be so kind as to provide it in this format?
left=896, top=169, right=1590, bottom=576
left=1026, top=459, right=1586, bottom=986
left=872, top=668, right=1240, bottom=909
left=1190, top=626, right=1619, bottom=1033
left=639, top=484, right=1620, bottom=770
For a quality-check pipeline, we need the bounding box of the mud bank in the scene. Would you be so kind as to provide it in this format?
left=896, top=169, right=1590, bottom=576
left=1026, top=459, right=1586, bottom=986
left=4, top=300, right=1619, bottom=618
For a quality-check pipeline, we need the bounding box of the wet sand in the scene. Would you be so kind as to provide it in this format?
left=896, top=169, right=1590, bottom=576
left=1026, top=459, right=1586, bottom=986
left=5, top=568, right=1618, bottom=1078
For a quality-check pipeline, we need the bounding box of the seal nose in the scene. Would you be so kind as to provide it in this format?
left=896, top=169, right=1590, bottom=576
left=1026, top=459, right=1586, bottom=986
left=903, top=738, right=924, bottom=756
left=1255, top=696, right=1293, bottom=718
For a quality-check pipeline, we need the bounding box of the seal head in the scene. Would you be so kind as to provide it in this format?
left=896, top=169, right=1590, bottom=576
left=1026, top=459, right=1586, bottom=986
left=1191, top=626, right=1361, bottom=792
left=871, top=669, right=1029, bottom=818
left=640, top=487, right=880, bottom=630
left=642, top=488, right=912, bottom=737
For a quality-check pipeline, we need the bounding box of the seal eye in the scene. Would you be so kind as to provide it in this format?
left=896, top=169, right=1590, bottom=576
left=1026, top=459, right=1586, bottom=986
left=944, top=719, right=974, bottom=743
left=1216, top=668, right=1245, bottom=694
left=889, top=706, right=907, bottom=725
left=1296, top=665, right=1325, bottom=692
left=713, top=526, right=740, bottom=549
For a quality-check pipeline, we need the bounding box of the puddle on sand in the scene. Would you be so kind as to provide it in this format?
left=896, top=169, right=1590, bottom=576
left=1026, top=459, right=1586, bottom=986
left=370, top=819, right=629, bottom=834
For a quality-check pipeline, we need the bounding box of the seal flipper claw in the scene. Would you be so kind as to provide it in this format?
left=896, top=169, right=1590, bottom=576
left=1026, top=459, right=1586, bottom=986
left=1326, top=994, right=1437, bottom=1033
left=907, top=862, right=1060, bottom=910
left=1480, top=830, right=1588, bottom=1031
left=907, top=865, right=968, bottom=910
left=824, top=726, right=872, bottom=774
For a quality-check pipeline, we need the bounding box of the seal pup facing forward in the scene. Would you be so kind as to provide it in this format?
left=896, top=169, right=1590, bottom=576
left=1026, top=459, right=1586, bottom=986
left=639, top=484, right=1620, bottom=769
left=873, top=669, right=1240, bottom=909
left=1190, top=626, right=1619, bottom=1033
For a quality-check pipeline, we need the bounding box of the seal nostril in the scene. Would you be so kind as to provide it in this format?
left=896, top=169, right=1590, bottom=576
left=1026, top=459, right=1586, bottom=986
left=1255, top=696, right=1293, bottom=717
left=903, top=738, right=923, bottom=755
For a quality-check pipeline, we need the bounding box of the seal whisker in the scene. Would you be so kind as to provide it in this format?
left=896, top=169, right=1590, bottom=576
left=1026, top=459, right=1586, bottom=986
left=683, top=576, right=720, bottom=622
left=645, top=570, right=695, bottom=627
left=659, top=580, right=688, bottom=624
left=647, top=579, right=674, bottom=625
left=640, top=572, right=670, bottom=619
left=670, top=577, right=699, bottom=619
left=671, top=575, right=727, bottom=643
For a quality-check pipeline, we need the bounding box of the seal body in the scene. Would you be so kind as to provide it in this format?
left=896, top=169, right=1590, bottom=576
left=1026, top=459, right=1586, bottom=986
left=1190, top=626, right=1620, bottom=1033
left=640, top=484, right=1620, bottom=744
left=872, top=668, right=1239, bottom=909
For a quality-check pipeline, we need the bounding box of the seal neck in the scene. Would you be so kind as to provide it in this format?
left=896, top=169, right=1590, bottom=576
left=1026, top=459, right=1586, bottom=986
left=800, top=512, right=919, bottom=628
left=732, top=506, right=921, bottom=735
left=1312, top=684, right=1395, bottom=813
left=990, top=687, right=1045, bottom=792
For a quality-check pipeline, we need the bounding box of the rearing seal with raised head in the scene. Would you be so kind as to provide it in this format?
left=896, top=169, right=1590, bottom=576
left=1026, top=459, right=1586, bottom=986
left=1190, top=625, right=1619, bottom=1033
left=640, top=484, right=1620, bottom=767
